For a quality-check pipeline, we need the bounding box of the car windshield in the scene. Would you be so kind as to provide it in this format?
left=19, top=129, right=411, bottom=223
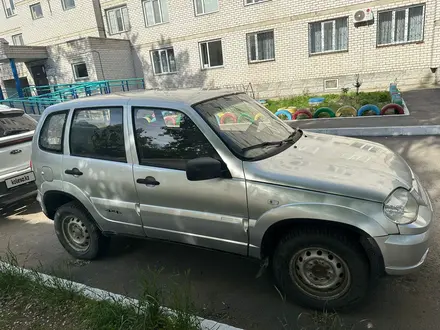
left=193, top=94, right=296, bottom=160
left=0, top=111, right=36, bottom=138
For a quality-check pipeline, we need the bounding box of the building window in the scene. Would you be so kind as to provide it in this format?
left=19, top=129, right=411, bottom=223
left=106, top=6, right=130, bottom=34
left=309, top=17, right=348, bottom=54
left=12, top=34, right=23, bottom=46
left=244, top=0, right=269, bottom=5
left=72, top=62, right=89, bottom=80
left=2, top=0, right=16, bottom=17
left=199, top=40, right=223, bottom=69
left=151, top=48, right=177, bottom=75
left=378, top=5, right=425, bottom=46
left=143, top=0, right=169, bottom=26
left=194, top=0, right=218, bottom=16
left=247, top=30, right=275, bottom=62
left=30, top=2, right=43, bottom=20
left=61, top=0, right=75, bottom=10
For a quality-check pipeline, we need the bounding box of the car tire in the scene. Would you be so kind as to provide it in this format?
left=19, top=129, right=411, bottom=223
left=272, top=227, right=370, bottom=310
left=54, top=201, right=109, bottom=260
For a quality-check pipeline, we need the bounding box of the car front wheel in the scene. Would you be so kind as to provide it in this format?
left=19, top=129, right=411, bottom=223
left=272, top=227, right=370, bottom=310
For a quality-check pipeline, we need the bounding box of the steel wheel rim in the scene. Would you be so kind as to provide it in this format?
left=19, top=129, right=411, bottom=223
left=62, top=216, right=90, bottom=252
left=289, top=247, right=351, bottom=300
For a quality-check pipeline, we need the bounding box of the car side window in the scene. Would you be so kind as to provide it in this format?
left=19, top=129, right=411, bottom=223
left=133, top=107, right=219, bottom=170
left=70, top=107, right=126, bottom=162
left=39, top=111, right=68, bottom=153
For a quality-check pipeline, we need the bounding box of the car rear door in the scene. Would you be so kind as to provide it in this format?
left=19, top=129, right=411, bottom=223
left=61, top=105, right=144, bottom=236
left=129, top=105, right=249, bottom=255
left=0, top=109, right=36, bottom=196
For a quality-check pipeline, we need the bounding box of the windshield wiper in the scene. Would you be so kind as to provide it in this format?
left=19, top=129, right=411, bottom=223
left=242, top=130, right=300, bottom=152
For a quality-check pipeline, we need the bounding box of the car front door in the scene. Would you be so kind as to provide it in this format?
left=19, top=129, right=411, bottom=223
left=62, top=105, right=144, bottom=236
left=130, top=106, right=249, bottom=255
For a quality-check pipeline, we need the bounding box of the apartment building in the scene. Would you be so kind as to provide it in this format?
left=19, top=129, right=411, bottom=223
left=1, top=0, right=440, bottom=99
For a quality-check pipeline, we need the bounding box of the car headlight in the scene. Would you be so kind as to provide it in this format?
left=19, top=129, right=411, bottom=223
left=383, top=188, right=419, bottom=224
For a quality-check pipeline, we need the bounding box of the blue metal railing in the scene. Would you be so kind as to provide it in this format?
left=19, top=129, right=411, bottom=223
left=0, top=78, right=145, bottom=114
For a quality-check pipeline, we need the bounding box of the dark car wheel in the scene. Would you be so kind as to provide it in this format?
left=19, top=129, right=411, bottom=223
left=272, top=227, right=370, bottom=310
left=54, top=201, right=109, bottom=260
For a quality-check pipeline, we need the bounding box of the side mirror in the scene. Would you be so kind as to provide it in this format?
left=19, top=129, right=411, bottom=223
left=186, top=157, right=222, bottom=181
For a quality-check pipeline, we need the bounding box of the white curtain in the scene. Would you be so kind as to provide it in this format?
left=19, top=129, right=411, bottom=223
left=122, top=7, right=130, bottom=31
left=107, top=10, right=118, bottom=34
left=247, top=34, right=257, bottom=61
left=408, top=6, right=424, bottom=41
left=378, top=11, right=392, bottom=44
left=323, top=21, right=333, bottom=51
left=257, top=31, right=274, bottom=60
left=335, top=18, right=348, bottom=50
left=310, top=23, right=321, bottom=53
left=394, top=10, right=406, bottom=42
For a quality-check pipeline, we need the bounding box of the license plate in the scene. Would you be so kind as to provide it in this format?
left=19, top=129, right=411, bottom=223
left=5, top=172, right=35, bottom=189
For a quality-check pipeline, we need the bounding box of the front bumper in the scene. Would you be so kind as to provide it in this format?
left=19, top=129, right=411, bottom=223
left=375, top=191, right=434, bottom=275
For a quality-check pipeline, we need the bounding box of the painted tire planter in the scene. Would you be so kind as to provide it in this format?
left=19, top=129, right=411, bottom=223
left=287, top=107, right=297, bottom=114
left=314, top=107, right=335, bottom=118
left=335, top=106, right=357, bottom=117
left=238, top=113, right=254, bottom=123
left=293, top=109, right=313, bottom=120
left=164, top=116, right=177, bottom=125
left=220, top=112, right=238, bottom=124
left=254, top=113, right=264, bottom=121
left=380, top=103, right=405, bottom=115
left=357, top=104, right=381, bottom=116
left=275, top=110, right=292, bottom=120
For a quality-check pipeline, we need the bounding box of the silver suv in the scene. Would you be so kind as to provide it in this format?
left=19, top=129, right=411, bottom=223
left=0, top=106, right=37, bottom=206
left=31, top=90, right=433, bottom=310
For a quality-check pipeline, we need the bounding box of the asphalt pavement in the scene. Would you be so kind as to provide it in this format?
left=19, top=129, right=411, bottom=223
left=1, top=136, right=440, bottom=330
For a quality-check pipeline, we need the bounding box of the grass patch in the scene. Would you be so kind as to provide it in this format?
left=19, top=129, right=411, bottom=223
left=265, top=91, right=391, bottom=115
left=0, top=251, right=200, bottom=330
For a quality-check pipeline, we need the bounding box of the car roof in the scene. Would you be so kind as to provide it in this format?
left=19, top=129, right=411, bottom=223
left=45, top=89, right=243, bottom=113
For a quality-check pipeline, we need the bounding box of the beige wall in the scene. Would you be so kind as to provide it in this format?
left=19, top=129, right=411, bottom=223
left=100, top=0, right=440, bottom=97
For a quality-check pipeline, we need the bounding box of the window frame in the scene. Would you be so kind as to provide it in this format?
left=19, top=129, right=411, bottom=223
left=142, top=0, right=168, bottom=27
left=308, top=17, right=349, bottom=55
left=61, top=0, right=75, bottom=11
left=244, top=0, right=270, bottom=6
left=193, top=0, right=218, bottom=16
left=2, top=0, right=16, bottom=18
left=30, top=2, right=43, bottom=20
left=199, top=39, right=224, bottom=69
left=132, top=106, right=220, bottom=171
left=38, top=110, right=69, bottom=154
left=246, top=29, right=275, bottom=63
left=72, top=62, right=89, bottom=80
left=69, top=106, right=127, bottom=163
left=106, top=5, right=130, bottom=35
left=12, top=33, right=24, bottom=46
left=150, top=47, right=177, bottom=75
left=376, top=4, right=426, bottom=47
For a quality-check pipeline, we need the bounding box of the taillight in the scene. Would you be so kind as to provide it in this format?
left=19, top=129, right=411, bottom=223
left=30, top=160, right=33, bottom=171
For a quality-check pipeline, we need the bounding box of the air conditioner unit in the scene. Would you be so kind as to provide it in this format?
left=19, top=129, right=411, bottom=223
left=353, top=9, right=374, bottom=24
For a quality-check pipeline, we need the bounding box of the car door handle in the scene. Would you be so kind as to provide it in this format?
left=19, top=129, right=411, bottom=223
left=137, top=176, right=160, bottom=186
left=65, top=168, right=83, bottom=176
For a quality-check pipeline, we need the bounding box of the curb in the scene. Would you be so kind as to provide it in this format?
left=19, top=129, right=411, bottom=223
left=304, top=125, right=440, bottom=137
left=0, top=261, right=242, bottom=330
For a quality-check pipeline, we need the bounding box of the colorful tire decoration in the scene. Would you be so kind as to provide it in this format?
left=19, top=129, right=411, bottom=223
left=275, top=110, right=292, bottom=120
left=293, top=109, right=313, bottom=120
left=335, top=106, right=357, bottom=117
left=254, top=113, right=264, bottom=121
left=357, top=104, right=381, bottom=116
left=314, top=107, right=335, bottom=118
left=238, top=113, right=254, bottom=123
left=164, top=116, right=177, bottom=125
left=287, top=106, right=297, bottom=115
left=220, top=112, right=238, bottom=124
left=380, top=103, right=405, bottom=115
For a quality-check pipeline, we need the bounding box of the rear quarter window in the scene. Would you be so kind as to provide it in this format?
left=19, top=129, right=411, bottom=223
left=39, top=111, right=68, bottom=153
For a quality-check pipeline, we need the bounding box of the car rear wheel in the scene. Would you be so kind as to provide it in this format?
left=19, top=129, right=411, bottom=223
left=54, top=201, right=109, bottom=260
left=272, top=227, right=370, bottom=310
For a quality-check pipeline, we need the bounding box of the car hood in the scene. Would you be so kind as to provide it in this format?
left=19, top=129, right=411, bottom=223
left=243, top=132, right=413, bottom=202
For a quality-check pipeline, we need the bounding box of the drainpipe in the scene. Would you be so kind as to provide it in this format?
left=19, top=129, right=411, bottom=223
left=9, top=59, right=23, bottom=98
